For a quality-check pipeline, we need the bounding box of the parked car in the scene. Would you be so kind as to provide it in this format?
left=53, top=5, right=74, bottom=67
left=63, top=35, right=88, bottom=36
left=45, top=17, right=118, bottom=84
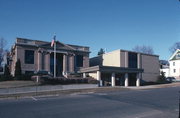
left=166, top=77, right=176, bottom=82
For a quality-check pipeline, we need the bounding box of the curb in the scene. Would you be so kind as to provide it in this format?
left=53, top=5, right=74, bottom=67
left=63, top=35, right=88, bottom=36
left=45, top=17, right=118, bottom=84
left=0, top=87, right=130, bottom=99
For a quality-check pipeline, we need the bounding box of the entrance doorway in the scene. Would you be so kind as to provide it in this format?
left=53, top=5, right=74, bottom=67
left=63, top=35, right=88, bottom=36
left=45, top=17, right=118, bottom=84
left=50, top=53, right=63, bottom=76
left=115, top=73, right=125, bottom=86
left=129, top=73, right=136, bottom=86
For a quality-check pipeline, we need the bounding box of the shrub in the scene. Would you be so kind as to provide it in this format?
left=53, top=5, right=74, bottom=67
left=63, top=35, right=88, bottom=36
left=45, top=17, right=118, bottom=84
left=21, top=74, right=33, bottom=80
left=156, top=72, right=167, bottom=84
left=88, top=79, right=98, bottom=84
left=3, top=64, right=12, bottom=80
left=14, top=59, right=22, bottom=80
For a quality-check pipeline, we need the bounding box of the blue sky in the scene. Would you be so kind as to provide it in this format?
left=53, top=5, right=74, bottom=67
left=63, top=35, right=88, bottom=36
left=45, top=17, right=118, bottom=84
left=0, top=0, right=180, bottom=59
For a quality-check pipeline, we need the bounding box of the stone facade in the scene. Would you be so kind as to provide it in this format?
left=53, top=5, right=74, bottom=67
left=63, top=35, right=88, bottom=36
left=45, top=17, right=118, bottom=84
left=10, top=38, right=90, bottom=77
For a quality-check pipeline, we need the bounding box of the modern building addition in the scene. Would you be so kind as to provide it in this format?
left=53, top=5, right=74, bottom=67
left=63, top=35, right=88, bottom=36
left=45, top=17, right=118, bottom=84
left=80, top=49, right=159, bottom=87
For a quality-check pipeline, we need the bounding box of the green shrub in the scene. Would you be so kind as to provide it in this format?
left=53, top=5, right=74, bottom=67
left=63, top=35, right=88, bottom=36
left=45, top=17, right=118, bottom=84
left=14, top=59, right=22, bottom=80
left=88, top=79, right=98, bottom=84
left=156, top=72, right=167, bottom=84
left=3, top=64, right=12, bottom=81
left=21, top=74, right=33, bottom=80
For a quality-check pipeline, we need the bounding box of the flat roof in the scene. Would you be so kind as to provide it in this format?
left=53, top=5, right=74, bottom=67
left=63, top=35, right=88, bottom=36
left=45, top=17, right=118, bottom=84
left=91, top=49, right=159, bottom=59
left=78, top=66, right=144, bottom=73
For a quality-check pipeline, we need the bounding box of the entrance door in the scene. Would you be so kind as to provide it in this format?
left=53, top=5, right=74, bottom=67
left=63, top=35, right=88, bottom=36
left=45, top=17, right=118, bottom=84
left=129, top=73, right=136, bottom=86
left=50, top=53, right=63, bottom=76
left=115, top=74, right=125, bottom=86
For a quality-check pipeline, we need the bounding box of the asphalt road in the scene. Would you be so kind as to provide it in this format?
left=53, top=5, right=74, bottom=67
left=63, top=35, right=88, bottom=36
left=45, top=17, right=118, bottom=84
left=0, top=86, right=179, bottom=118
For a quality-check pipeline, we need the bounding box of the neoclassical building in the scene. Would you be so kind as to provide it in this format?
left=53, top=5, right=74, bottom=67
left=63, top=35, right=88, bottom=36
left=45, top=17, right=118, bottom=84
left=10, top=38, right=160, bottom=87
left=10, top=38, right=90, bottom=77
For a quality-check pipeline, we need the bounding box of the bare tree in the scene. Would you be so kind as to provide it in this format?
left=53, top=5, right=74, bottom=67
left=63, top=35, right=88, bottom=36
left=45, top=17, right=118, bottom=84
left=97, top=48, right=105, bottom=56
left=132, top=45, right=154, bottom=54
left=169, top=42, right=180, bottom=54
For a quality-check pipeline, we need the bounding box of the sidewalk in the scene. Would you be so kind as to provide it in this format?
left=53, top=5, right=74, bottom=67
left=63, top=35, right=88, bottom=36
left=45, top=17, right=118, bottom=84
left=0, top=82, right=180, bottom=99
left=126, top=82, right=180, bottom=90
left=0, top=84, right=98, bottom=95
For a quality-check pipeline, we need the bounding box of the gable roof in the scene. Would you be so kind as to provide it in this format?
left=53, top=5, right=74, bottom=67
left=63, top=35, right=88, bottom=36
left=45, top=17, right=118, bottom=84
left=169, top=49, right=180, bottom=61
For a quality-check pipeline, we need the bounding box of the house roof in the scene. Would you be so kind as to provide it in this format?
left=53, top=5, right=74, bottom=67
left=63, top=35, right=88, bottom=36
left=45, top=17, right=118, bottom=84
left=169, top=49, right=180, bottom=61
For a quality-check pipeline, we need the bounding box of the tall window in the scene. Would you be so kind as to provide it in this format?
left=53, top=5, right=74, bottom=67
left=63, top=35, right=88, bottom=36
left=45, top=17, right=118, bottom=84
left=174, top=69, right=176, bottom=73
left=76, top=55, right=83, bottom=67
left=128, top=52, right=137, bottom=68
left=173, top=62, right=175, bottom=66
left=25, top=50, right=34, bottom=64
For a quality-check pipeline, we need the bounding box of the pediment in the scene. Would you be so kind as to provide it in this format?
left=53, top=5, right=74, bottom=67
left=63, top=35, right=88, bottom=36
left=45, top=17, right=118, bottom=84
left=39, top=41, right=75, bottom=51
left=169, top=49, right=180, bottom=61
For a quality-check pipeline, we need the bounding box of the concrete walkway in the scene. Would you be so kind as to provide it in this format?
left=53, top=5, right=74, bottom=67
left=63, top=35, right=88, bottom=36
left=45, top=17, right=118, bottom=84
left=126, top=82, right=180, bottom=90
left=0, top=84, right=98, bottom=95
left=0, top=82, right=180, bottom=99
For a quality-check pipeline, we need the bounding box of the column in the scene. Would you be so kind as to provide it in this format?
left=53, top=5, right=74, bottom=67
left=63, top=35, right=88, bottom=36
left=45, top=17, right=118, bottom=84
left=71, top=55, right=75, bottom=72
left=37, top=52, right=42, bottom=71
left=137, top=53, right=141, bottom=69
left=97, top=71, right=102, bottom=86
left=111, top=72, right=115, bottom=87
left=41, top=53, right=44, bottom=70
left=125, top=51, right=128, bottom=68
left=125, top=73, right=129, bottom=87
left=83, top=73, right=86, bottom=78
left=45, top=54, right=50, bottom=72
left=136, top=73, right=141, bottom=87
left=63, top=54, right=67, bottom=76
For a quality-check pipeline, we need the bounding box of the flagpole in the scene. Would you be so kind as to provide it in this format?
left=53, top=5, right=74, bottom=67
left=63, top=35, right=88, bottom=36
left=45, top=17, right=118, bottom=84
left=54, top=36, right=56, bottom=78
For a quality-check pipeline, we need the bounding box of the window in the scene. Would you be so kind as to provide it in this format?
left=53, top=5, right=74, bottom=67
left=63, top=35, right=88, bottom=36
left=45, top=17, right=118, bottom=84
left=173, top=62, right=175, bottom=66
left=128, top=52, right=137, bottom=68
left=41, top=54, right=45, bottom=70
left=76, top=55, right=83, bottom=67
left=25, top=50, right=34, bottom=64
left=174, top=69, right=176, bottom=73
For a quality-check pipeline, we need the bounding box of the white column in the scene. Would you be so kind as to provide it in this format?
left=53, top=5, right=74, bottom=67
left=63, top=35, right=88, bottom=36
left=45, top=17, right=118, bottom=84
left=38, top=52, right=41, bottom=71
left=83, top=73, right=86, bottom=78
left=45, top=54, right=50, bottom=72
left=136, top=73, right=141, bottom=87
left=111, top=72, right=115, bottom=87
left=97, top=71, right=102, bottom=86
left=97, top=71, right=101, bottom=81
left=63, top=54, right=67, bottom=76
left=125, top=73, right=129, bottom=87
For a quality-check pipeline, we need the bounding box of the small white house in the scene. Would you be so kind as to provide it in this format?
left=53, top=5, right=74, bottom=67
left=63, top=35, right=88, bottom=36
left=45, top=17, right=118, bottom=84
left=159, top=60, right=169, bottom=77
left=169, top=49, right=180, bottom=80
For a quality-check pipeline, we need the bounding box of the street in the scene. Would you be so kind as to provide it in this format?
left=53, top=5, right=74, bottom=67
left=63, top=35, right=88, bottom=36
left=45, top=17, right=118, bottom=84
left=0, top=86, right=179, bottom=118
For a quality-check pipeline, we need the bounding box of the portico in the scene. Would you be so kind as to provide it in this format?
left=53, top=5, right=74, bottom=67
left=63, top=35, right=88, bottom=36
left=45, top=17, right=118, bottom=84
left=79, top=66, right=143, bottom=87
